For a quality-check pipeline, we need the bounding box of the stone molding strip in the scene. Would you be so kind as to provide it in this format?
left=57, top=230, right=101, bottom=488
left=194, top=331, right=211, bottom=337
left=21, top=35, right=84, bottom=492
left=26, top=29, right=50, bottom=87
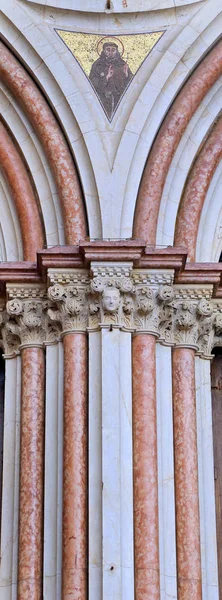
left=0, top=41, right=87, bottom=244
left=174, top=115, right=222, bottom=261
left=1, top=242, right=222, bottom=293
left=133, top=40, right=222, bottom=244
left=0, top=119, right=44, bottom=261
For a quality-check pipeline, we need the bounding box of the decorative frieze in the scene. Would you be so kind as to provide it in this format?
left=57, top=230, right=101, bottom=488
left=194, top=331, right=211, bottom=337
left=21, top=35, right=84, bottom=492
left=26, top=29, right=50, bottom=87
left=0, top=271, right=221, bottom=357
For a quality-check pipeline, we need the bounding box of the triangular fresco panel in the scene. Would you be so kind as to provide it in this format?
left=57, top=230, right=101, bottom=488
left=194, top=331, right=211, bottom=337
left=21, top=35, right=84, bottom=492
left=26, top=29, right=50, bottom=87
left=55, top=30, right=165, bottom=121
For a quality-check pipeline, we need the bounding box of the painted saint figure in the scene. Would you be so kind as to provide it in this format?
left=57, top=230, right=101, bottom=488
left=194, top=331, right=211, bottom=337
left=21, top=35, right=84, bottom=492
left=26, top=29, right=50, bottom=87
left=89, top=41, right=133, bottom=119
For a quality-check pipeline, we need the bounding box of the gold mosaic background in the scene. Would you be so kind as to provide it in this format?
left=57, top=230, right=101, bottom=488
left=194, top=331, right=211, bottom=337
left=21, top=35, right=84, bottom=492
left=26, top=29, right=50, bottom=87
left=56, top=30, right=164, bottom=77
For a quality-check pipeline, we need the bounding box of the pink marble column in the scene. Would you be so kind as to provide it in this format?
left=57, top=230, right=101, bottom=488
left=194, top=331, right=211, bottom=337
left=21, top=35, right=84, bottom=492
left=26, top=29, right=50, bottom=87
left=172, top=348, right=202, bottom=599
left=62, top=333, right=88, bottom=600
left=132, top=334, right=160, bottom=600
left=18, top=347, right=45, bottom=600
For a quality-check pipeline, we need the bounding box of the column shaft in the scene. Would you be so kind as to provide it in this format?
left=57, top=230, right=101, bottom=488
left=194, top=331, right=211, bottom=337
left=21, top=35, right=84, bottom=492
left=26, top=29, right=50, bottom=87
left=172, top=348, right=202, bottom=599
left=132, top=334, right=160, bottom=599
left=18, top=347, right=45, bottom=600
left=62, top=333, right=87, bottom=600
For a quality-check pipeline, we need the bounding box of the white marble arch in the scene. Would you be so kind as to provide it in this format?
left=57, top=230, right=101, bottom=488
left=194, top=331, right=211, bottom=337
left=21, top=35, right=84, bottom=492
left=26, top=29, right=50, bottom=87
left=0, top=84, right=64, bottom=248
left=0, top=173, right=22, bottom=262
left=156, top=81, right=222, bottom=248
left=196, top=163, right=222, bottom=262
left=0, top=0, right=220, bottom=238
left=22, top=0, right=205, bottom=12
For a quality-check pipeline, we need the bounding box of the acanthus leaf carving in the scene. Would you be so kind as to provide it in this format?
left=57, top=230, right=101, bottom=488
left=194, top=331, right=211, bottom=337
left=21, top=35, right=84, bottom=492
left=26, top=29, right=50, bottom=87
left=174, top=301, right=198, bottom=349
left=157, top=285, right=175, bottom=345
left=6, top=298, right=46, bottom=347
left=134, top=286, right=159, bottom=335
left=47, top=283, right=88, bottom=334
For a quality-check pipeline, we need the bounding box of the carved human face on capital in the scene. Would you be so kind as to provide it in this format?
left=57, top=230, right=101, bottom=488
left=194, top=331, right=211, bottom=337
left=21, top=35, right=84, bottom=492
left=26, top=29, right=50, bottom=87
left=102, top=287, right=120, bottom=313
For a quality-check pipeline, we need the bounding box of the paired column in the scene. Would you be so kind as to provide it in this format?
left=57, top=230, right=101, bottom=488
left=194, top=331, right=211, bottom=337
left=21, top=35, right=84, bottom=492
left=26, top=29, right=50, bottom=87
left=47, top=273, right=89, bottom=600
left=5, top=279, right=89, bottom=600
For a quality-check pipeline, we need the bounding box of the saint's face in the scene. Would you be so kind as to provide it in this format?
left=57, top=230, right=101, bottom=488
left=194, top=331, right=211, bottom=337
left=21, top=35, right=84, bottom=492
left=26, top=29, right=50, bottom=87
left=102, top=288, right=120, bottom=312
left=104, top=46, right=118, bottom=59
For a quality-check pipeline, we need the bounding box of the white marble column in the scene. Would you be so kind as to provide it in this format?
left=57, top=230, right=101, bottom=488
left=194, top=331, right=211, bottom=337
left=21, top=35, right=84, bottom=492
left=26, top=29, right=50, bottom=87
left=156, top=344, right=177, bottom=600
left=89, top=331, right=102, bottom=598
left=43, top=343, right=64, bottom=599
left=89, top=328, right=134, bottom=600
left=195, top=356, right=219, bottom=600
left=0, top=356, right=21, bottom=600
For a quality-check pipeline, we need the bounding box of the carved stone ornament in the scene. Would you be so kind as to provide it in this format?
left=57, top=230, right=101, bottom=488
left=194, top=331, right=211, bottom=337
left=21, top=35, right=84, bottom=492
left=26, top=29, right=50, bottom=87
left=0, top=309, right=20, bottom=357
left=0, top=274, right=222, bottom=358
left=89, top=266, right=135, bottom=330
left=47, top=283, right=88, bottom=334
left=6, top=298, right=47, bottom=349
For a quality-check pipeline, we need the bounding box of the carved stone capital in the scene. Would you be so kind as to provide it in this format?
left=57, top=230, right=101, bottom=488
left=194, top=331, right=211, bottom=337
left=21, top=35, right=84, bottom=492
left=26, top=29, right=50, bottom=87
left=47, top=269, right=89, bottom=334
left=4, top=284, right=59, bottom=350
left=173, top=301, right=199, bottom=349
left=0, top=308, right=20, bottom=358
left=6, top=297, right=46, bottom=349
left=0, top=273, right=221, bottom=359
left=171, top=291, right=222, bottom=358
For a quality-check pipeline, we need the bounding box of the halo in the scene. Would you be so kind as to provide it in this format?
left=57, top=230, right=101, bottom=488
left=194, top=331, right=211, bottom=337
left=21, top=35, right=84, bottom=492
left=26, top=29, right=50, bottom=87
left=97, top=36, right=124, bottom=58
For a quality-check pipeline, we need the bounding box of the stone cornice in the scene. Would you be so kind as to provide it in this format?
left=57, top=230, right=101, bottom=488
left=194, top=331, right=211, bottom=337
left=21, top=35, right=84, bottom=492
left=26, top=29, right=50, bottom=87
left=0, top=243, right=222, bottom=296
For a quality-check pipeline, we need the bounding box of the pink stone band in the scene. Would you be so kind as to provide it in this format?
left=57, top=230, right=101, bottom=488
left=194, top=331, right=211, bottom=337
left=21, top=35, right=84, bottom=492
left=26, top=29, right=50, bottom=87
left=0, top=41, right=87, bottom=245
left=134, top=40, right=222, bottom=245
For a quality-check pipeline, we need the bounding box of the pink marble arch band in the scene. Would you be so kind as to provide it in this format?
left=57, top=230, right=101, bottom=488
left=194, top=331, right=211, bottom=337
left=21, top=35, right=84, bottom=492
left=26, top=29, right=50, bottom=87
left=133, top=40, right=222, bottom=245
left=0, top=41, right=87, bottom=245
left=172, top=348, right=202, bottom=600
left=174, top=115, right=222, bottom=261
left=18, top=347, right=45, bottom=600
left=0, top=119, right=44, bottom=261
left=132, top=334, right=160, bottom=600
